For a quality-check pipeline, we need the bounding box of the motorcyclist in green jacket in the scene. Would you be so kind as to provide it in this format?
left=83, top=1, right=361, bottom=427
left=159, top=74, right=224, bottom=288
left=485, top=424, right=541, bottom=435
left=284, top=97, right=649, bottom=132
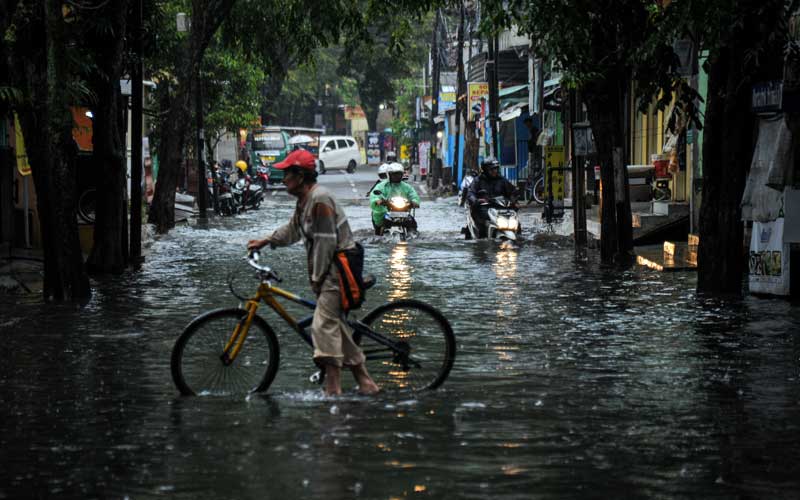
left=370, top=162, right=421, bottom=235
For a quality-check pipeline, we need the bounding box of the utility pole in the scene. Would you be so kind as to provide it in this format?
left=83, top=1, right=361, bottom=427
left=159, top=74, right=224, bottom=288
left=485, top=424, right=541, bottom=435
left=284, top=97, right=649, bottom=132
left=196, top=69, right=206, bottom=219
left=487, top=31, right=500, bottom=159
left=453, top=1, right=465, bottom=185
left=130, top=0, right=144, bottom=267
left=430, top=9, right=441, bottom=189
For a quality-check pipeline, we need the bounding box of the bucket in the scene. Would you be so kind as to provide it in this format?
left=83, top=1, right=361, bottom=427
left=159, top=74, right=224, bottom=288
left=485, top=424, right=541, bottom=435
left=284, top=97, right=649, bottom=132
left=651, top=154, right=670, bottom=179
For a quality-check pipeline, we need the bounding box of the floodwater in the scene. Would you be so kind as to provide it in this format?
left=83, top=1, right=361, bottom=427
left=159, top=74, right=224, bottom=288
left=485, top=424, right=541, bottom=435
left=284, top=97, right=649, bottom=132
left=1, top=196, right=799, bottom=499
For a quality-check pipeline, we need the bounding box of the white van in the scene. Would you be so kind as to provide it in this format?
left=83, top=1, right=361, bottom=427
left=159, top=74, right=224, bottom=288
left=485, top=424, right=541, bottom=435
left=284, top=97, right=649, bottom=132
left=318, top=136, right=361, bottom=174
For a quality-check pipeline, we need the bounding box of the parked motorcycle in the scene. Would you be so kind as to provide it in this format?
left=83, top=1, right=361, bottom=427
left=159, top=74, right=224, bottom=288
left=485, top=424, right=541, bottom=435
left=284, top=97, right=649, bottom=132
left=381, top=195, right=418, bottom=241
left=231, top=174, right=264, bottom=211
left=464, top=195, right=520, bottom=241
left=255, top=162, right=270, bottom=190
left=208, top=165, right=237, bottom=216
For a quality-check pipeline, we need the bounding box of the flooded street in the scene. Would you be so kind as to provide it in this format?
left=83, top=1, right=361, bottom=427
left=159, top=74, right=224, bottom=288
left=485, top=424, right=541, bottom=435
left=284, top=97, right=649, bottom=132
left=2, top=191, right=800, bottom=499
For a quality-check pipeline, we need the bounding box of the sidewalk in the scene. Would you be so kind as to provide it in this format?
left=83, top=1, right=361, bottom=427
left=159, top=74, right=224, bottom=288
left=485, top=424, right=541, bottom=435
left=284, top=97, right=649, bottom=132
left=0, top=245, right=44, bottom=295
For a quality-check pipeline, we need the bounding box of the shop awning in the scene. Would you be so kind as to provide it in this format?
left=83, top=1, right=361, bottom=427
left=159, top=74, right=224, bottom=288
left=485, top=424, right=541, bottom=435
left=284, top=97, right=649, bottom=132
left=499, top=102, right=528, bottom=122
left=499, top=84, right=528, bottom=97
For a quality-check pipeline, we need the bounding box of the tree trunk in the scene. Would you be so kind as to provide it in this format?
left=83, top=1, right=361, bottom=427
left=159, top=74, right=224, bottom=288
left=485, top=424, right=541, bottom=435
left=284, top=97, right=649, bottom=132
left=8, top=1, right=90, bottom=300
left=585, top=77, right=633, bottom=264
left=86, top=2, right=130, bottom=273
left=697, top=47, right=756, bottom=294
left=463, top=120, right=479, bottom=170
left=148, top=0, right=236, bottom=234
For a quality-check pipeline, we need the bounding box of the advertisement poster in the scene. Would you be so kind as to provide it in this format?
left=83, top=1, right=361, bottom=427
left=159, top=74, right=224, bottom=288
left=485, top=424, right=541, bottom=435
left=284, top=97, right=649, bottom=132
left=366, top=132, right=381, bottom=165
left=468, top=82, right=489, bottom=120
left=749, top=218, right=791, bottom=295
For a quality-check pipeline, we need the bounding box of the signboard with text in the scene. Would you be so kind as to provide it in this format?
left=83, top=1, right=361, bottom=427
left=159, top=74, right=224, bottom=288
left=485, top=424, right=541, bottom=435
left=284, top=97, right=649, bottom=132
left=468, top=82, right=489, bottom=120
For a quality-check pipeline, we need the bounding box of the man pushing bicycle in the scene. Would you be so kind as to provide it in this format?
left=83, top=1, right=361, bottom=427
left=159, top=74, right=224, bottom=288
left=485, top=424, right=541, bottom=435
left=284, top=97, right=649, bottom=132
left=247, top=149, right=379, bottom=396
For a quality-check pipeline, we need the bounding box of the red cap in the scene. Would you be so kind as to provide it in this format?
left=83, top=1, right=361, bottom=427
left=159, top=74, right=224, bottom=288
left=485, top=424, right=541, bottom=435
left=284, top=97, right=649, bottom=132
left=273, top=149, right=317, bottom=170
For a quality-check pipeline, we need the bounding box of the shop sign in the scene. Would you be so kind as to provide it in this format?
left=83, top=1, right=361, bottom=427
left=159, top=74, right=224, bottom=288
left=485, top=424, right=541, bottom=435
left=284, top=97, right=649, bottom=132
left=14, top=113, right=31, bottom=176
left=468, top=82, right=489, bottom=120
left=752, top=81, right=783, bottom=114
left=439, top=89, right=456, bottom=112
left=544, top=145, right=565, bottom=201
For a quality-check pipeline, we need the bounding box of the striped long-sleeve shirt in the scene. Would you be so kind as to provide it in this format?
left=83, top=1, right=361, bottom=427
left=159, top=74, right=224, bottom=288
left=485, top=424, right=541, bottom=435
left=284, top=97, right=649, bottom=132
left=267, top=185, right=355, bottom=292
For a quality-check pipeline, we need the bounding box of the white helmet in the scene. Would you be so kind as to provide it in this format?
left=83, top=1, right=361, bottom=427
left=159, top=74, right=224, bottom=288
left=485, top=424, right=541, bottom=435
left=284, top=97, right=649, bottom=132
left=387, top=162, right=404, bottom=174
left=378, top=164, right=389, bottom=175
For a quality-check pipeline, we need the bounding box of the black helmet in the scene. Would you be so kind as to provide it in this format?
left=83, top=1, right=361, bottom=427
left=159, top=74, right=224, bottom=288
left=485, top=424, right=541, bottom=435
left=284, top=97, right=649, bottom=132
left=481, top=157, right=500, bottom=171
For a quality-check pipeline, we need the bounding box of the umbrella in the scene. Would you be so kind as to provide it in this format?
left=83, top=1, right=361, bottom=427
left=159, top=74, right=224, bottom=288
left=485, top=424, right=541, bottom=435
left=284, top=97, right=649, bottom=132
left=288, top=134, right=314, bottom=145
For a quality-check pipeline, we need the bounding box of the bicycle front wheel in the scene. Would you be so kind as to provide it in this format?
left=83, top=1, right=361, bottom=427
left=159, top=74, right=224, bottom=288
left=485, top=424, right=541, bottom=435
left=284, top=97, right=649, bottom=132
left=532, top=177, right=546, bottom=205
left=171, top=308, right=280, bottom=396
left=356, top=299, right=455, bottom=391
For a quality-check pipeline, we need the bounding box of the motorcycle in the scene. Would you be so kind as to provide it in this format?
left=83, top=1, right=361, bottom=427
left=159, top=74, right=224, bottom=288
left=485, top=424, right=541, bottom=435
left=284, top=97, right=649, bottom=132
left=464, top=194, right=520, bottom=241
left=380, top=194, right=418, bottom=241
left=208, top=166, right=237, bottom=216
left=255, top=164, right=270, bottom=190
left=231, top=174, right=264, bottom=211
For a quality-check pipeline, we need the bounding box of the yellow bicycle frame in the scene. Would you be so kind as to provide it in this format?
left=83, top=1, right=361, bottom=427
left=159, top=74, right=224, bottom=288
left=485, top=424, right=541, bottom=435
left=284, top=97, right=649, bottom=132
left=221, top=281, right=316, bottom=364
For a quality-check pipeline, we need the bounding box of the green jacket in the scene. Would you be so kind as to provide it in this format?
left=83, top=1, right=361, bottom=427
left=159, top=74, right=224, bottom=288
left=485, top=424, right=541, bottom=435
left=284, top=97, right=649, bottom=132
left=369, top=180, right=421, bottom=226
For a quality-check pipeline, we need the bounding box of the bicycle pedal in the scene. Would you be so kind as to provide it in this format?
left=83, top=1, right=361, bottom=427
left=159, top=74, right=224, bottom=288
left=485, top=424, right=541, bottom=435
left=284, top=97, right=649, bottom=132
left=309, top=370, right=325, bottom=385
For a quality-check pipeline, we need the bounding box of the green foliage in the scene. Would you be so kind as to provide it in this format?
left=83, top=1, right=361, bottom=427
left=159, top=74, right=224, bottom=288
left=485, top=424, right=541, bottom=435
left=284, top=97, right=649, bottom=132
left=201, top=42, right=264, bottom=145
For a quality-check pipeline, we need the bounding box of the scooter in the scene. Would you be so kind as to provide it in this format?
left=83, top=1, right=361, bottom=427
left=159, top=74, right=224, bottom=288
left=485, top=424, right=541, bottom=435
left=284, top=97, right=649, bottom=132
left=464, top=195, right=520, bottom=241
left=232, top=175, right=264, bottom=211
left=380, top=195, right=418, bottom=241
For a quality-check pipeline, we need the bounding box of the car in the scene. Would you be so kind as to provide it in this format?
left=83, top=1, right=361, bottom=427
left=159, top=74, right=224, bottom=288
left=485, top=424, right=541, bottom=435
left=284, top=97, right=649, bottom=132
left=318, top=135, right=361, bottom=174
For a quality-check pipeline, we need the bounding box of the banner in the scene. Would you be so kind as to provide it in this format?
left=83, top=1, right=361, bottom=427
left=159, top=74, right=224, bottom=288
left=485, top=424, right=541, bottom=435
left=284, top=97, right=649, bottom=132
left=749, top=217, right=791, bottom=295
left=468, top=82, right=489, bottom=121
left=418, top=141, right=430, bottom=177
left=14, top=113, right=31, bottom=176
left=366, top=132, right=381, bottom=165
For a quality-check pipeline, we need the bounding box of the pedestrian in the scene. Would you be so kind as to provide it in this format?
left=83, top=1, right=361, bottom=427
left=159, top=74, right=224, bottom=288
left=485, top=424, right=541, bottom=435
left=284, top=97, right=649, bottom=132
left=247, top=148, right=380, bottom=396
left=523, top=116, right=541, bottom=170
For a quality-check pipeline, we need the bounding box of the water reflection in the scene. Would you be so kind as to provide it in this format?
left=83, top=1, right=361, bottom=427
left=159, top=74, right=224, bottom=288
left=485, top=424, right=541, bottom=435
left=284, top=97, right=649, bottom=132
left=2, top=195, right=800, bottom=499
left=386, top=243, right=411, bottom=301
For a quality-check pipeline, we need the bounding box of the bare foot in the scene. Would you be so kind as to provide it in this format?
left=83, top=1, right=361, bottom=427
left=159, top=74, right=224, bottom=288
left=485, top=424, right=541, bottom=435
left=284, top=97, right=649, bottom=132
left=324, top=365, right=342, bottom=396
left=350, top=363, right=380, bottom=395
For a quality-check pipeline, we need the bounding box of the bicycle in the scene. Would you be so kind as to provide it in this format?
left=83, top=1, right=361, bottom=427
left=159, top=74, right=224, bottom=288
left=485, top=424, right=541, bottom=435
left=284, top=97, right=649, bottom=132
left=522, top=169, right=545, bottom=205
left=170, top=251, right=456, bottom=396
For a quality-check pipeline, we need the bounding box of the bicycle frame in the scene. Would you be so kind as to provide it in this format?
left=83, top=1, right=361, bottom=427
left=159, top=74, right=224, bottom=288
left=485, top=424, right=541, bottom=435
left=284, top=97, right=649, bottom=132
left=222, top=278, right=414, bottom=368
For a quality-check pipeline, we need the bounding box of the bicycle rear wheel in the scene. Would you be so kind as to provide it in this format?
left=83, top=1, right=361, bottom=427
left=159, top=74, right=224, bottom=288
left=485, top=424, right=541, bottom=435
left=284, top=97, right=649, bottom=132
left=355, top=299, right=455, bottom=391
left=171, top=308, right=280, bottom=396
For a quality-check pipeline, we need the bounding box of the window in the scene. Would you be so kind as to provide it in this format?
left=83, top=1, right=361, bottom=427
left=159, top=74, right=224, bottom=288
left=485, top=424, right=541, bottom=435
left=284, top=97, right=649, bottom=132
left=346, top=139, right=355, bottom=148
left=252, top=131, right=285, bottom=150
left=336, top=139, right=348, bottom=149
left=323, top=140, right=337, bottom=151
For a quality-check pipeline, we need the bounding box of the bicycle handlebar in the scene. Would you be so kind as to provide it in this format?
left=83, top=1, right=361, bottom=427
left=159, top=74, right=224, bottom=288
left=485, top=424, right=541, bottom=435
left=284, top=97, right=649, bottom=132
left=246, top=250, right=282, bottom=282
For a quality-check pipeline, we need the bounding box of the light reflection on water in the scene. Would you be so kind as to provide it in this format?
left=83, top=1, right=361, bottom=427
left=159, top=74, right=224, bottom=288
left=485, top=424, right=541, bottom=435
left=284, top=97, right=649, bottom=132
left=1, top=195, right=799, bottom=499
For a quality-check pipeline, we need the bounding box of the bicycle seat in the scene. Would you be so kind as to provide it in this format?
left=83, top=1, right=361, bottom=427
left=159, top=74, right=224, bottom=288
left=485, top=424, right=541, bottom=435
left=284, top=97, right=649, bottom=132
left=363, top=274, right=377, bottom=290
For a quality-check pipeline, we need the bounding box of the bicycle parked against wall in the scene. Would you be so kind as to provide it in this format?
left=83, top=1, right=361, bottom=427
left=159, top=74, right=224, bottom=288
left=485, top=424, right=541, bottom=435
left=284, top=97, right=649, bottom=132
left=170, top=251, right=456, bottom=396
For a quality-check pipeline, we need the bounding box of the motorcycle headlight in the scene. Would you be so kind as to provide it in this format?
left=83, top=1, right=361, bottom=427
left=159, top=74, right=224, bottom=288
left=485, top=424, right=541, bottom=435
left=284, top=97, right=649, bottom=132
left=389, top=197, right=409, bottom=210
left=496, top=216, right=518, bottom=231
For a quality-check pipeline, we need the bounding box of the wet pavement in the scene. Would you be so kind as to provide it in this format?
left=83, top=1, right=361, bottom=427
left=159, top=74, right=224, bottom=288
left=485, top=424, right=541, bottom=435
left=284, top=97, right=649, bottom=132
left=1, top=181, right=800, bottom=499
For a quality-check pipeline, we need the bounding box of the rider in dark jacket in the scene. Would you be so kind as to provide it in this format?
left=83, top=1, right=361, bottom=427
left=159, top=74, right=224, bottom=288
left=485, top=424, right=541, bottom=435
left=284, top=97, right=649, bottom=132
left=467, top=158, right=519, bottom=206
